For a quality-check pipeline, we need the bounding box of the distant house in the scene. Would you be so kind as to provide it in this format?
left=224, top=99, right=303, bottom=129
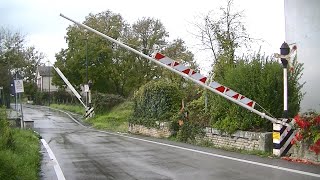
left=36, top=66, right=59, bottom=92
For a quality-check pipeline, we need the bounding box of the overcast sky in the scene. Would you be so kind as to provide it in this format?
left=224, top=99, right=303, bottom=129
left=0, top=0, right=285, bottom=70
left=11, top=0, right=320, bottom=111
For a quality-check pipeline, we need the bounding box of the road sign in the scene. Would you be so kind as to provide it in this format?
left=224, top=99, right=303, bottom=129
left=14, top=80, right=24, bottom=93
left=0, top=86, right=3, bottom=90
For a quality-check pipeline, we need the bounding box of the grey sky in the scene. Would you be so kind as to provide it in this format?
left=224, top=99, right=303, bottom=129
left=3, top=0, right=318, bottom=112
left=0, top=0, right=285, bottom=65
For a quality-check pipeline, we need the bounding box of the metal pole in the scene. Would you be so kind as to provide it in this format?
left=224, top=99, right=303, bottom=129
left=48, top=62, right=51, bottom=106
left=15, top=72, right=17, bottom=110
left=280, top=42, right=290, bottom=118
left=60, top=14, right=292, bottom=127
left=85, top=38, right=88, bottom=107
left=20, top=93, right=24, bottom=128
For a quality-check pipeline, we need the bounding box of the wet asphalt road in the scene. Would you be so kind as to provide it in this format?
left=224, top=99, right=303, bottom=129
left=22, top=105, right=320, bottom=180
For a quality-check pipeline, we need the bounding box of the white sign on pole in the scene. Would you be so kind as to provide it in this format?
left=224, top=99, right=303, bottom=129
left=14, top=80, right=24, bottom=93
left=0, top=86, right=3, bottom=90
left=84, top=84, right=89, bottom=93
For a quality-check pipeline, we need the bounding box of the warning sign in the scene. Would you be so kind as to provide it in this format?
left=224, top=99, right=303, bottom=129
left=273, top=132, right=280, bottom=140
left=14, top=80, right=24, bottom=93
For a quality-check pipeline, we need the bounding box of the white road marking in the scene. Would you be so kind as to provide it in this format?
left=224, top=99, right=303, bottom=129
left=58, top=107, right=320, bottom=178
left=41, top=139, right=66, bottom=180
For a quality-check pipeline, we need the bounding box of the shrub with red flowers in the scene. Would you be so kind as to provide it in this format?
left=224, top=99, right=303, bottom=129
left=291, top=112, right=320, bottom=155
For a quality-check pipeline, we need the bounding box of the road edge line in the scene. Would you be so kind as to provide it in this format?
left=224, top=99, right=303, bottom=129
left=41, top=139, right=66, bottom=180
left=59, top=107, right=320, bottom=178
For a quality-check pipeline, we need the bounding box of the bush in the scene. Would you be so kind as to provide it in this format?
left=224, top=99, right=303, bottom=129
left=0, top=108, right=11, bottom=150
left=92, top=93, right=125, bottom=114
left=291, top=112, right=320, bottom=155
left=208, top=55, right=304, bottom=134
left=130, top=79, right=183, bottom=128
left=34, top=89, right=78, bottom=105
left=169, top=99, right=208, bottom=143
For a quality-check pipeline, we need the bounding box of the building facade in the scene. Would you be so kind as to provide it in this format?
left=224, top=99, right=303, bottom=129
left=284, top=0, right=320, bottom=112
left=36, top=66, right=59, bottom=92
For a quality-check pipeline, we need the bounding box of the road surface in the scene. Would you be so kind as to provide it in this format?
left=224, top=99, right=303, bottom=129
left=22, top=105, right=320, bottom=180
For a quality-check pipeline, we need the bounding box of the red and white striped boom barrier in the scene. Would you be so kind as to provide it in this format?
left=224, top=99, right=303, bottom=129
left=60, top=13, right=291, bottom=127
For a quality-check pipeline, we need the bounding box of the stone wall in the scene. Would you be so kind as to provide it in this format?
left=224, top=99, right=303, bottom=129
left=128, top=123, right=172, bottom=138
left=128, top=124, right=273, bottom=152
left=289, top=141, right=319, bottom=162
left=203, top=128, right=273, bottom=152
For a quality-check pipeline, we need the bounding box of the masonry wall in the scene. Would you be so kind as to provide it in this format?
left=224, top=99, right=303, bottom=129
left=289, top=141, right=319, bottom=162
left=128, top=124, right=273, bottom=152
left=128, top=123, right=171, bottom=138
left=203, top=128, right=272, bottom=152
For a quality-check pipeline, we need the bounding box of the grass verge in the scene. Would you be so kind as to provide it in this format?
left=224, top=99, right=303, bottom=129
left=50, top=103, right=84, bottom=114
left=0, top=129, right=40, bottom=180
left=85, top=101, right=133, bottom=132
left=1, top=107, right=41, bottom=180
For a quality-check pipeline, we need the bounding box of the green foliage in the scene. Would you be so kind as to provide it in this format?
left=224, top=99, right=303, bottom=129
left=207, top=54, right=304, bottom=134
left=86, top=101, right=133, bottom=132
left=292, top=112, right=320, bottom=155
left=169, top=100, right=207, bottom=143
left=0, top=28, right=43, bottom=107
left=23, top=82, right=38, bottom=100
left=176, top=121, right=204, bottom=143
left=0, top=129, right=40, bottom=180
left=50, top=104, right=84, bottom=115
left=53, top=10, right=174, bottom=97
left=0, top=108, right=40, bottom=180
left=92, top=93, right=125, bottom=114
left=34, top=90, right=79, bottom=106
left=130, top=80, right=183, bottom=127
left=0, top=108, right=12, bottom=150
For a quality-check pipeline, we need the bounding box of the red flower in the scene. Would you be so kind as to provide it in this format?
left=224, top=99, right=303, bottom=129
left=309, top=144, right=320, bottom=155
left=294, top=114, right=310, bottom=129
left=314, top=116, right=320, bottom=125
left=295, top=132, right=303, bottom=141
left=291, top=139, right=296, bottom=145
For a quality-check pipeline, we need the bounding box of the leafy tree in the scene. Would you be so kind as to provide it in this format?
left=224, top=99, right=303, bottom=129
left=195, top=0, right=252, bottom=80
left=0, top=28, right=43, bottom=105
left=54, top=10, right=128, bottom=94
left=131, top=17, right=169, bottom=81
left=54, top=11, right=171, bottom=97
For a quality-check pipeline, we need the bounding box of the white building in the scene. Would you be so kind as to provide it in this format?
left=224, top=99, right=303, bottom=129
left=36, top=66, right=59, bottom=92
left=284, top=0, right=320, bottom=112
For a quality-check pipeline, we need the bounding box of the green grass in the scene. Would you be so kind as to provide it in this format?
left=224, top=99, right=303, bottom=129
left=0, top=129, right=40, bottom=180
left=50, top=103, right=85, bottom=114
left=0, top=107, right=41, bottom=179
left=85, top=101, right=133, bottom=132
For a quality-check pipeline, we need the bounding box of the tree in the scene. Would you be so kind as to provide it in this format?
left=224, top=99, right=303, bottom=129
left=54, top=10, right=128, bottom=94
left=195, top=0, right=251, bottom=80
left=54, top=11, right=171, bottom=97
left=0, top=28, right=43, bottom=106
left=131, top=17, right=169, bottom=81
